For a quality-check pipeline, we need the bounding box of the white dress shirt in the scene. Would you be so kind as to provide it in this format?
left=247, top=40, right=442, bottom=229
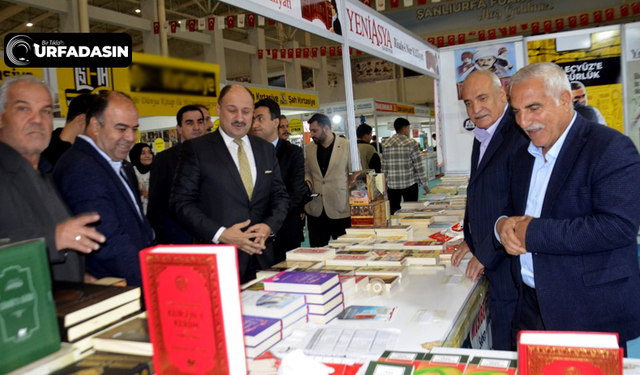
left=77, top=134, right=143, bottom=220
left=474, top=104, right=508, bottom=166
left=213, top=128, right=258, bottom=243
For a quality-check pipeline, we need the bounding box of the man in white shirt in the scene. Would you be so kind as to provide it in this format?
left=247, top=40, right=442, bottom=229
left=170, top=85, right=289, bottom=283
left=54, top=91, right=154, bottom=287
left=496, top=62, right=640, bottom=350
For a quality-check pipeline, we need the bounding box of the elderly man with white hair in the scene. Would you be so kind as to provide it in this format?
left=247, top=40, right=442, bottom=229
left=495, top=62, right=640, bottom=351
left=0, top=75, right=105, bottom=283
left=474, top=46, right=510, bottom=77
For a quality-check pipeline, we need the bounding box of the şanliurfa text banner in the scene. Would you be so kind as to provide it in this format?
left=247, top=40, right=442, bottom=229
left=57, top=52, right=219, bottom=117
left=527, top=30, right=623, bottom=133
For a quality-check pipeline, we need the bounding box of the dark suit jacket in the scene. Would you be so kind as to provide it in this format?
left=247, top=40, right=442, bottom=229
left=147, top=143, right=191, bottom=245
left=53, top=137, right=155, bottom=287
left=464, top=108, right=529, bottom=271
left=0, top=141, right=84, bottom=282
left=170, top=130, right=289, bottom=276
left=504, top=115, right=640, bottom=343
left=273, top=139, right=306, bottom=252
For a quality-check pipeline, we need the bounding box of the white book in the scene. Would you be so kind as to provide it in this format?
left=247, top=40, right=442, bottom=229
left=241, top=290, right=307, bottom=319
left=307, top=293, right=344, bottom=315
left=308, top=303, right=345, bottom=324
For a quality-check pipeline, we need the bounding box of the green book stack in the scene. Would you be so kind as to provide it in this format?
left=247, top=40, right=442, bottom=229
left=0, top=239, right=61, bottom=374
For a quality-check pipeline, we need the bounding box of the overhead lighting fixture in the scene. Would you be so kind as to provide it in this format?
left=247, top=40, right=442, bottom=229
left=332, top=115, right=341, bottom=124
left=135, top=9, right=141, bottom=13
left=178, top=20, right=181, bottom=23
left=26, top=22, right=33, bottom=27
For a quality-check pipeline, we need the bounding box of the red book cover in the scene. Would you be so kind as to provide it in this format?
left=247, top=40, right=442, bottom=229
left=518, top=331, right=623, bottom=375
left=140, top=245, right=246, bottom=375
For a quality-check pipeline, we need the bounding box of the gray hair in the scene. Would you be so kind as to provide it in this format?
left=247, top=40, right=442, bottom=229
left=464, top=69, right=503, bottom=93
left=509, top=62, right=571, bottom=105
left=0, top=75, right=55, bottom=113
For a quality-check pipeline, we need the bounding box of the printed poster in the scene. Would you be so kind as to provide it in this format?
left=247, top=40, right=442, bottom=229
left=625, top=24, right=640, bottom=152
left=527, top=30, right=623, bottom=133
left=454, top=42, right=518, bottom=100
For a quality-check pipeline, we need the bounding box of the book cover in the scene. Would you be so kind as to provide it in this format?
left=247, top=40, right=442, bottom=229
left=416, top=353, right=469, bottom=374
left=378, top=351, right=427, bottom=368
left=325, top=254, right=378, bottom=267
left=241, top=290, right=306, bottom=319
left=243, top=316, right=281, bottom=347
left=92, top=316, right=152, bottom=357
left=139, top=245, right=246, bottom=375
left=285, top=283, right=342, bottom=305
left=338, top=305, right=396, bottom=321
left=263, top=272, right=339, bottom=294
left=285, top=247, right=336, bottom=261
left=463, top=356, right=517, bottom=374
left=0, top=239, right=61, bottom=374
left=403, top=241, right=445, bottom=250
left=49, top=352, right=153, bottom=375
left=53, top=282, right=141, bottom=328
left=518, top=331, right=623, bottom=375
left=62, top=299, right=142, bottom=342
left=364, top=361, right=414, bottom=375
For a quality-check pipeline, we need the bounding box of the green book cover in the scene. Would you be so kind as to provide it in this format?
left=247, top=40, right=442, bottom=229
left=365, top=361, right=414, bottom=375
left=0, top=239, right=61, bottom=374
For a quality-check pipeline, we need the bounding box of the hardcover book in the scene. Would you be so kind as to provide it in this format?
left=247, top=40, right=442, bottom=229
left=139, top=245, right=246, bottom=375
left=307, top=303, right=345, bottom=324
left=53, top=282, right=141, bottom=328
left=378, top=350, right=428, bottom=368
left=518, top=331, right=623, bottom=375
left=241, top=290, right=307, bottom=319
left=325, top=254, right=378, bottom=267
left=285, top=283, right=342, bottom=305
left=263, top=272, right=340, bottom=294
left=243, top=316, right=281, bottom=347
left=364, top=361, right=414, bottom=375
left=92, top=316, right=152, bottom=357
left=416, top=354, right=469, bottom=374
left=307, top=293, right=344, bottom=315
left=0, top=239, right=61, bottom=374
left=245, top=331, right=282, bottom=360
left=285, top=247, right=336, bottom=261
left=49, top=352, right=153, bottom=375
left=403, top=241, right=445, bottom=251
left=62, top=299, right=141, bottom=342
left=463, top=356, right=517, bottom=374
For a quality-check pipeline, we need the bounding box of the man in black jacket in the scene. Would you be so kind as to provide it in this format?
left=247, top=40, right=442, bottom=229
left=251, top=98, right=306, bottom=262
left=147, top=105, right=205, bottom=244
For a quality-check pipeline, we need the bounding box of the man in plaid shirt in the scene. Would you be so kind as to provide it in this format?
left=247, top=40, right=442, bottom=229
left=382, top=118, right=429, bottom=214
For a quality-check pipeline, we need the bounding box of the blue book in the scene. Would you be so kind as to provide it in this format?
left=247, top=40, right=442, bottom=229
left=243, top=316, right=281, bottom=347
left=241, top=290, right=306, bottom=319
left=263, top=271, right=340, bottom=294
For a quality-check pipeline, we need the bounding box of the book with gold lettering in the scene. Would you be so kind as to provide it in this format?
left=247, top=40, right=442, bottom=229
left=139, top=245, right=246, bottom=375
left=517, top=331, right=623, bottom=375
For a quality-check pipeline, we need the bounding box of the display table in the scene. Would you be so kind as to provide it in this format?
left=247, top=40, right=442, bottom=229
left=324, top=264, right=488, bottom=351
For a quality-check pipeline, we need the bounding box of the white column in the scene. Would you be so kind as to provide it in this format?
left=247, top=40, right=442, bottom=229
left=248, top=27, right=268, bottom=85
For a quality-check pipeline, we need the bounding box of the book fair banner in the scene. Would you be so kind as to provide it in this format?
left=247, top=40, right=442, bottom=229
left=625, top=23, right=640, bottom=152
left=56, top=52, right=219, bottom=117
left=527, top=30, right=623, bottom=133
left=242, top=84, right=319, bottom=110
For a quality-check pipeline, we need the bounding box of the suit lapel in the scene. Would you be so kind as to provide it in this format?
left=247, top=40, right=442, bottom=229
left=516, top=155, right=535, bottom=215
left=210, top=131, right=249, bottom=201
left=541, top=117, right=588, bottom=216
left=251, top=136, right=267, bottom=201
left=75, top=138, right=145, bottom=222
left=470, top=110, right=512, bottom=184
left=469, top=139, right=481, bottom=182
left=325, top=137, right=342, bottom=177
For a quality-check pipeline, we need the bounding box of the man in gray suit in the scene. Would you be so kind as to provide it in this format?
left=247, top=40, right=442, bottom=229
left=0, top=76, right=105, bottom=282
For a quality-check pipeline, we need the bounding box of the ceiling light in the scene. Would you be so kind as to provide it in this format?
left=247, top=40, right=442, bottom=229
left=135, top=9, right=141, bottom=13
left=26, top=22, right=33, bottom=27
left=332, top=115, right=341, bottom=124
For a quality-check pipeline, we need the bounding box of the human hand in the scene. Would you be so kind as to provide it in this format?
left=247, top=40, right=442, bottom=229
left=220, top=220, right=265, bottom=255
left=451, top=240, right=470, bottom=267
left=305, top=180, right=313, bottom=189
left=423, top=186, right=430, bottom=194
left=84, top=273, right=98, bottom=283
left=497, top=216, right=528, bottom=256
left=246, top=223, right=272, bottom=248
left=55, top=213, right=105, bottom=254
left=465, top=256, right=485, bottom=281
left=514, top=216, right=533, bottom=248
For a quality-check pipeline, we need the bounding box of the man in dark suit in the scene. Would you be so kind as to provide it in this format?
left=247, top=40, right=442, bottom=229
left=0, top=76, right=104, bottom=283
left=497, top=62, right=640, bottom=349
left=251, top=98, right=305, bottom=263
left=171, top=85, right=289, bottom=283
left=452, top=70, right=529, bottom=350
left=147, top=105, right=205, bottom=244
left=54, top=91, right=155, bottom=287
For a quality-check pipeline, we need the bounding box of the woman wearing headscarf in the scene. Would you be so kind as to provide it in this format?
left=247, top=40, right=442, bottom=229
left=129, top=143, right=153, bottom=214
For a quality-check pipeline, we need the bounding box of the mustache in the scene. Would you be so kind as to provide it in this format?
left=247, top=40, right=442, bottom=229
left=232, top=121, right=246, bottom=127
left=523, top=123, right=545, bottom=132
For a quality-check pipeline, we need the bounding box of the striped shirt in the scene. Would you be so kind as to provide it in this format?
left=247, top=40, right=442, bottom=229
left=381, top=133, right=427, bottom=189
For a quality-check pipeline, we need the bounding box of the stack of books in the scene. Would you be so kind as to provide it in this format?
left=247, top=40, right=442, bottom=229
left=255, top=260, right=323, bottom=279
left=285, top=247, right=336, bottom=261
left=263, top=272, right=344, bottom=324
left=241, top=290, right=308, bottom=359
left=91, top=316, right=152, bottom=356
left=52, top=282, right=142, bottom=343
